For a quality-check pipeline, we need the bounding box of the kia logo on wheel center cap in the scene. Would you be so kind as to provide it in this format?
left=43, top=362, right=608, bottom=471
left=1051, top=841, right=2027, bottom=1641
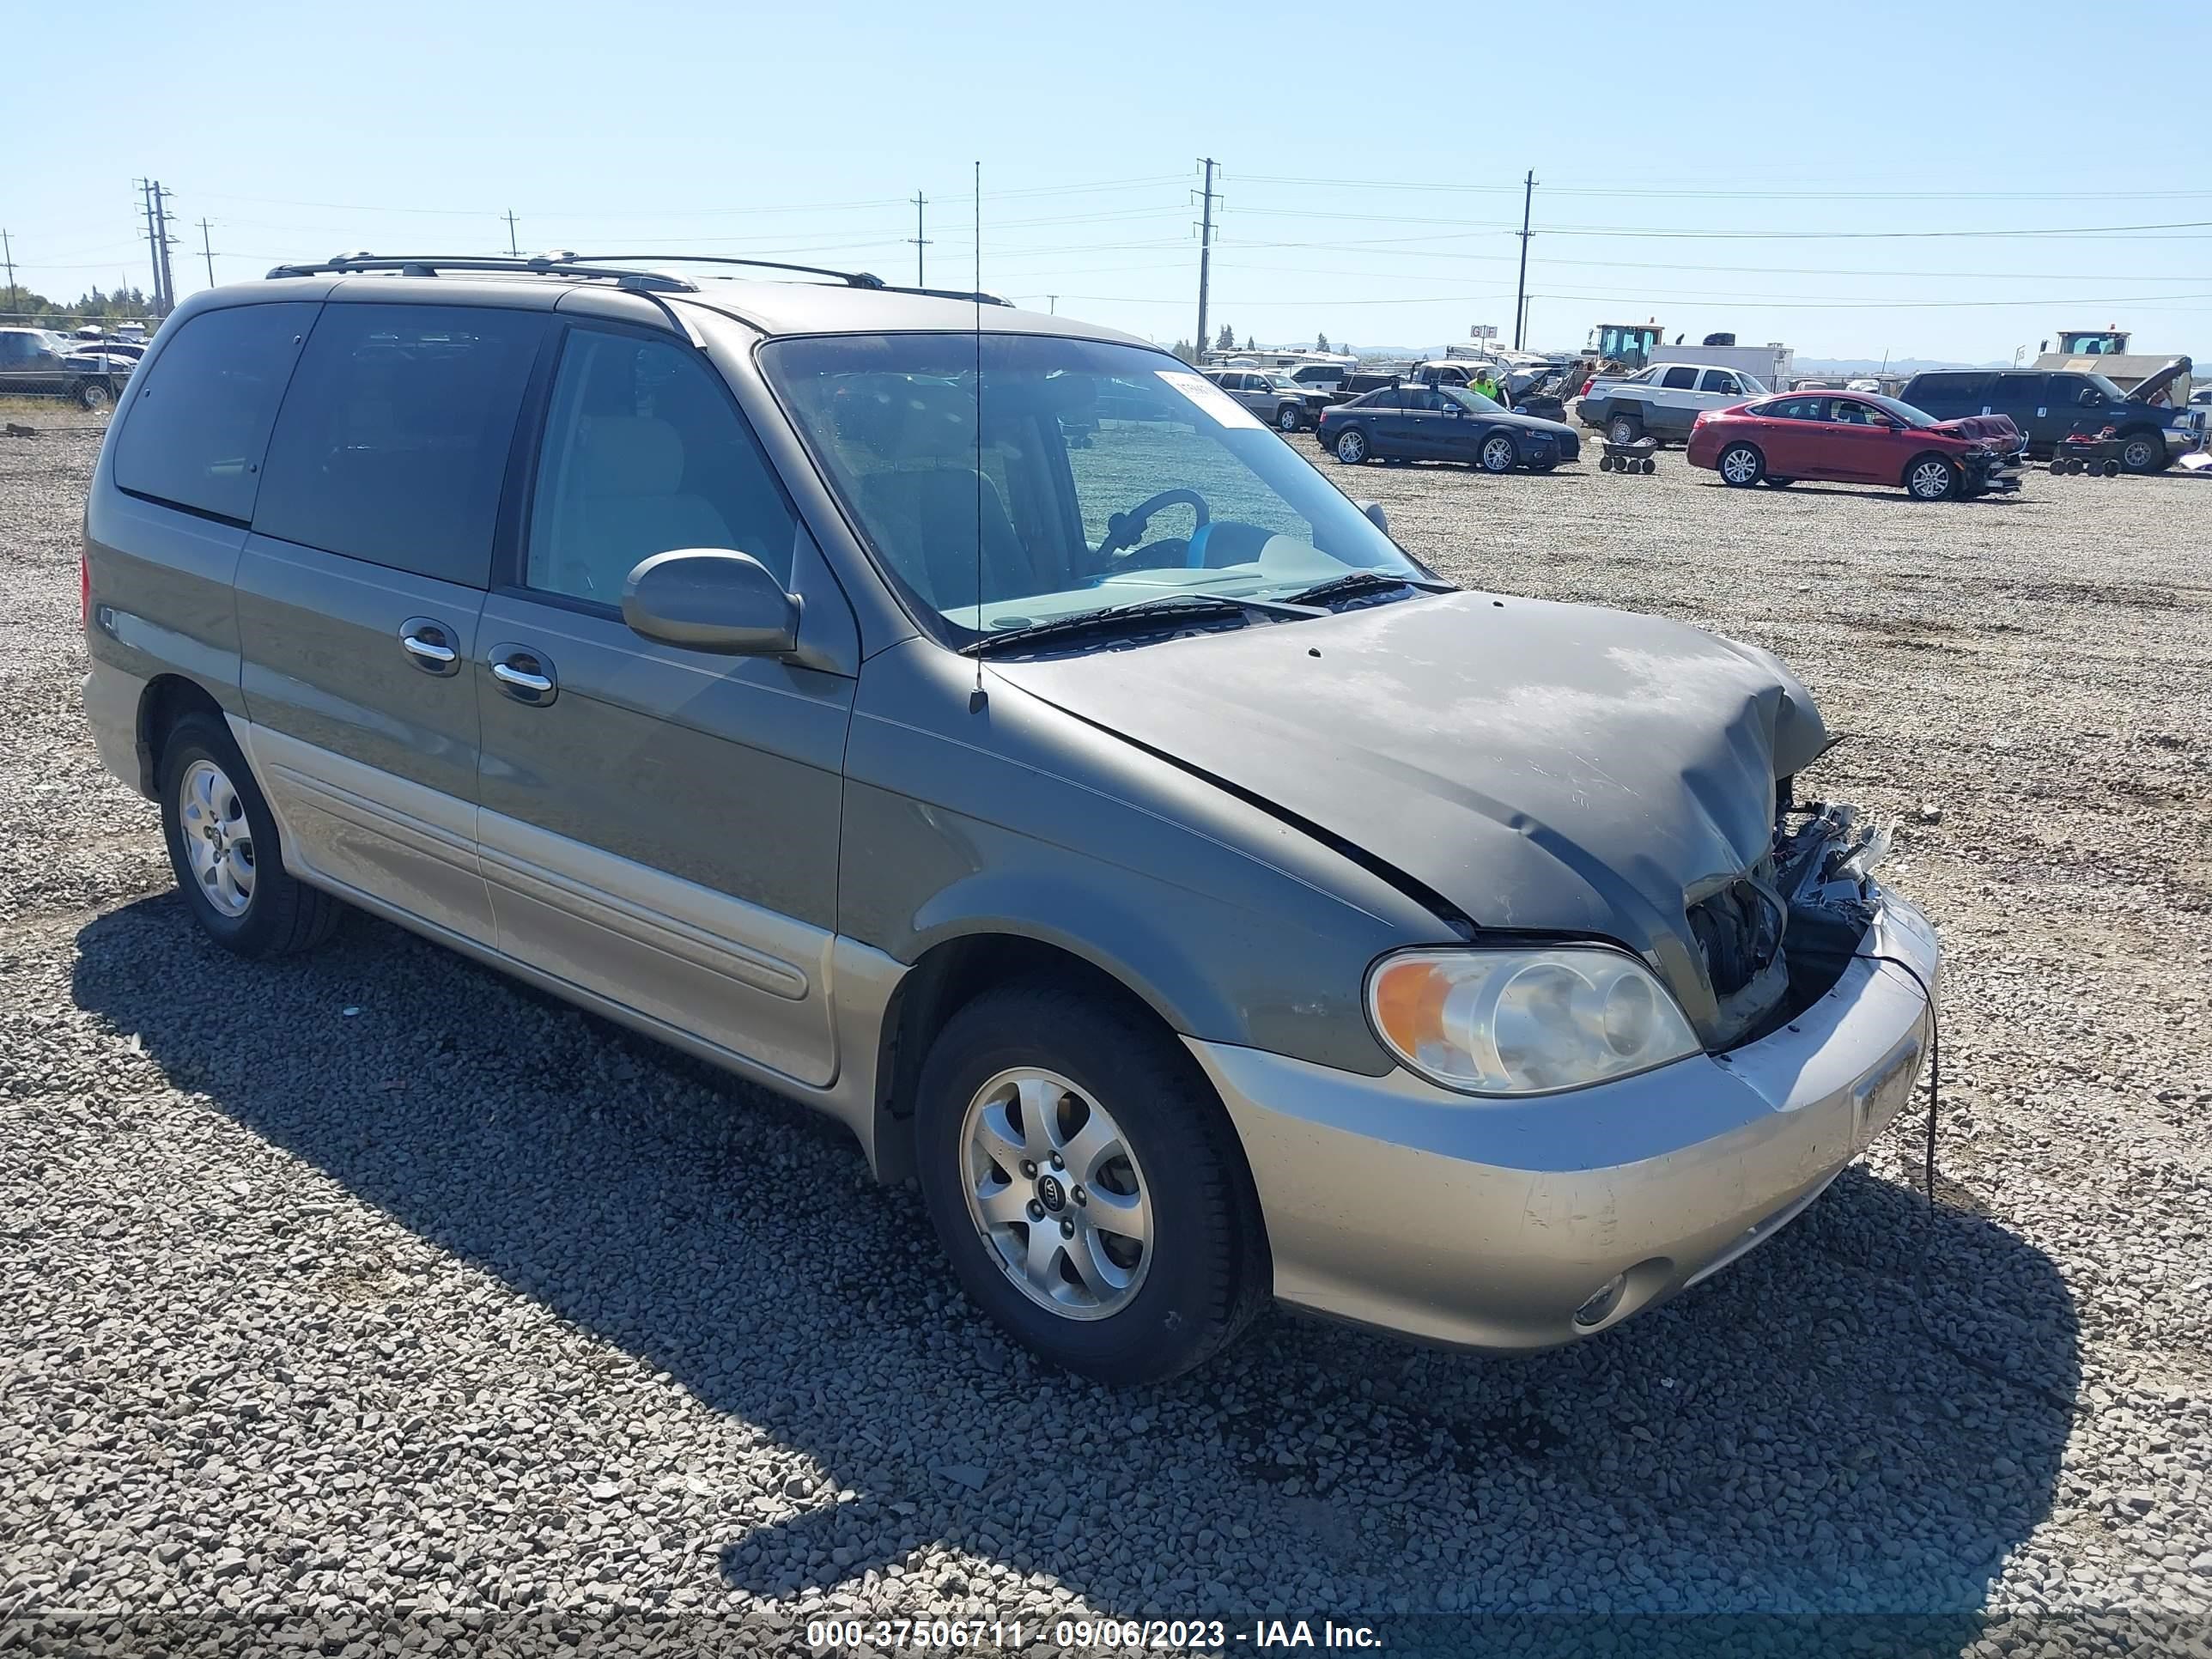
left=1036, top=1174, right=1066, bottom=1212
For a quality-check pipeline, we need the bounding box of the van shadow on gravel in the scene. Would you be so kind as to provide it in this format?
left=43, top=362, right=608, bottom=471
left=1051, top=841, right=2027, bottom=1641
left=72, top=894, right=2079, bottom=1638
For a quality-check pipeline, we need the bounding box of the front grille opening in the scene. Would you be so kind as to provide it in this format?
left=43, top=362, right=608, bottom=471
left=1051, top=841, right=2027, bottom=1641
left=1688, top=877, right=1783, bottom=998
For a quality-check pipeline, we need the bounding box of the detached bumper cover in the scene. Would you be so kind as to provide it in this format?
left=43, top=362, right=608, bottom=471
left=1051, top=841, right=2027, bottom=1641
left=1187, top=890, right=1938, bottom=1352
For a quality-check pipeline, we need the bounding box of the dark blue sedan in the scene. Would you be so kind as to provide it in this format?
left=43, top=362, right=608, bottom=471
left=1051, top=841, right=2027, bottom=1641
left=1316, top=384, right=1581, bottom=473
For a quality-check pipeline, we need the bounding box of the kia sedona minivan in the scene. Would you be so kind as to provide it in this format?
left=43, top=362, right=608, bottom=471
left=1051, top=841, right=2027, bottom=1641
left=82, top=253, right=1938, bottom=1383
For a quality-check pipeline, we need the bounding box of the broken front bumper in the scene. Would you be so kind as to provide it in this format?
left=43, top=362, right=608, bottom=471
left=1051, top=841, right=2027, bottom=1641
left=1186, top=886, right=1938, bottom=1352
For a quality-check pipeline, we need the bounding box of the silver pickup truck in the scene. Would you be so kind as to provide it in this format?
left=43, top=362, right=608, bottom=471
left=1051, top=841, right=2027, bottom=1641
left=1576, top=362, right=1769, bottom=447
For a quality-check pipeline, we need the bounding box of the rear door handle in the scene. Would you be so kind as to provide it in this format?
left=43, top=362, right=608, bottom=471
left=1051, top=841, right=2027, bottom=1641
left=486, top=643, right=557, bottom=706
left=398, top=617, right=459, bottom=676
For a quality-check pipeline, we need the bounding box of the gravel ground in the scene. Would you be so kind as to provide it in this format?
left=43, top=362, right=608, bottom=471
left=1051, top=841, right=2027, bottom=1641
left=3, top=406, right=2209, bottom=1656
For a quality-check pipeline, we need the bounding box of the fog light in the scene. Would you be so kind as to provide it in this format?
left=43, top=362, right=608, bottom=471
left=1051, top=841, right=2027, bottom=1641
left=1573, top=1273, right=1627, bottom=1328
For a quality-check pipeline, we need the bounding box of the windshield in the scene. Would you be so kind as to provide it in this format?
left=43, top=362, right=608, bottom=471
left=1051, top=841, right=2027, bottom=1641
left=39, top=331, right=73, bottom=354
left=761, top=333, right=1433, bottom=641
left=2084, top=373, right=2130, bottom=403
left=1264, top=374, right=1304, bottom=392
left=1865, top=393, right=1938, bottom=428
left=1438, top=385, right=1505, bottom=416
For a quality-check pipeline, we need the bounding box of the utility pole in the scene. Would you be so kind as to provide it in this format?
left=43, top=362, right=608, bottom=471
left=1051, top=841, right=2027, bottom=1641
left=139, top=180, right=167, bottom=311
left=1512, top=169, right=1535, bottom=351
left=1194, top=157, right=1219, bottom=362
left=1046, top=294, right=1057, bottom=315
left=152, top=181, right=178, bottom=314
left=908, top=191, right=929, bottom=287
left=503, top=210, right=520, bottom=256
left=198, top=219, right=216, bottom=288
left=1, top=228, right=15, bottom=318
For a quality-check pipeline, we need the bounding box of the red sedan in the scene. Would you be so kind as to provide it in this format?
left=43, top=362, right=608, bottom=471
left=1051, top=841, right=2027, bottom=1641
left=1686, top=391, right=2024, bottom=501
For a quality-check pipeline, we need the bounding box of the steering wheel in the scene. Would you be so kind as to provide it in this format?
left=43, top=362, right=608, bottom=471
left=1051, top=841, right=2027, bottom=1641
left=1098, top=489, right=1210, bottom=559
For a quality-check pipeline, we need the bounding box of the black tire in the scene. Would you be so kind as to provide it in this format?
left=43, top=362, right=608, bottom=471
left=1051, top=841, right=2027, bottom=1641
left=1717, top=442, right=1765, bottom=488
left=157, top=710, right=342, bottom=957
left=1477, top=431, right=1518, bottom=474
left=1904, top=453, right=1958, bottom=501
left=1606, top=410, right=1644, bottom=447
left=1640, top=456, right=1656, bottom=474
left=1528, top=459, right=1557, bottom=473
left=1598, top=453, right=1617, bottom=472
left=2117, top=429, right=2166, bottom=474
left=1275, top=404, right=1304, bottom=434
left=1333, top=427, right=1371, bottom=465
left=76, top=378, right=114, bottom=412
left=1764, top=476, right=1796, bottom=489
left=914, top=985, right=1268, bottom=1386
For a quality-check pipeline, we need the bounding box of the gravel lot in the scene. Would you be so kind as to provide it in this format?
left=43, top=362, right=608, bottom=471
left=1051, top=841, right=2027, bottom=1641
left=3, top=406, right=2209, bottom=1654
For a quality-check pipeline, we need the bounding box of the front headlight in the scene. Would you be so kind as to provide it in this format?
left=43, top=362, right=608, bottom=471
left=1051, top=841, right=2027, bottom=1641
left=1367, top=946, right=1701, bottom=1096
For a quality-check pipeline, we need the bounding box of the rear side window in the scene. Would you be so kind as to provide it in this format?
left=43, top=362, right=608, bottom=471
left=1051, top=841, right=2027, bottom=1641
left=1990, top=373, right=2047, bottom=406
left=1661, top=367, right=1698, bottom=389
left=254, top=303, right=548, bottom=586
left=112, top=303, right=317, bottom=522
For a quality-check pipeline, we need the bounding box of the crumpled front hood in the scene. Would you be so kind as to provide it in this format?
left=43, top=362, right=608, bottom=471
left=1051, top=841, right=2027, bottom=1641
left=993, top=590, right=1827, bottom=1030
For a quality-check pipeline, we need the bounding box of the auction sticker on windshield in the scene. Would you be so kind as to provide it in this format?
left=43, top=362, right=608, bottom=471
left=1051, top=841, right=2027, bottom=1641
left=1158, top=369, right=1267, bottom=430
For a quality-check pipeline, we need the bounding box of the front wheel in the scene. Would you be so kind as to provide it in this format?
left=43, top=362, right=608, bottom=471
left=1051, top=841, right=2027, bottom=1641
left=2118, top=430, right=2166, bottom=474
left=914, top=987, right=1267, bottom=1385
left=157, top=711, right=343, bottom=957
left=1478, top=433, right=1518, bottom=473
left=1764, top=476, right=1796, bottom=488
left=76, top=378, right=114, bottom=412
left=1334, top=427, right=1370, bottom=465
left=1717, top=442, right=1765, bottom=487
left=1905, top=454, right=1958, bottom=501
left=1276, top=404, right=1304, bottom=433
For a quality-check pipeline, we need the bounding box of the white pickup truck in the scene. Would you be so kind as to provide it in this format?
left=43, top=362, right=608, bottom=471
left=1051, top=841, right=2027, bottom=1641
left=1575, top=362, right=1770, bottom=447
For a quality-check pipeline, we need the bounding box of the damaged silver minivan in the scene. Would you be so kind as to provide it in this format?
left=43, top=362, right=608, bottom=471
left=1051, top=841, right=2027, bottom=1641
left=82, top=256, right=1937, bottom=1383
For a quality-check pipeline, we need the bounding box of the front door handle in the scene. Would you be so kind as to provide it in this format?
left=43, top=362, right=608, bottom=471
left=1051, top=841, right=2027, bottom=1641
left=486, top=643, right=557, bottom=706
left=398, top=617, right=459, bottom=676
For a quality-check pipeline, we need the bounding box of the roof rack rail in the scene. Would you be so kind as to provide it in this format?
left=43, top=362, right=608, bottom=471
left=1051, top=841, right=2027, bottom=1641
left=264, top=252, right=699, bottom=293
left=879, top=284, right=1013, bottom=307
left=569, top=252, right=890, bottom=289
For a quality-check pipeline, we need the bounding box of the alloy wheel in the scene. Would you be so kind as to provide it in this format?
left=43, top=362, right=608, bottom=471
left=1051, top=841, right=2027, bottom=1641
left=1336, top=430, right=1367, bottom=463
left=1721, top=446, right=1760, bottom=485
left=1909, top=459, right=1954, bottom=500
left=959, top=1068, right=1152, bottom=1321
left=178, top=757, right=256, bottom=916
left=1480, top=435, right=1516, bottom=472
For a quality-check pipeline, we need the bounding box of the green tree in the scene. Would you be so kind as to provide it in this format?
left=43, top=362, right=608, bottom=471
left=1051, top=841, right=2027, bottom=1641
left=1316, top=331, right=1331, bottom=353
left=1214, top=323, right=1235, bottom=352
left=1243, top=333, right=1255, bottom=350
left=1170, top=339, right=1196, bottom=364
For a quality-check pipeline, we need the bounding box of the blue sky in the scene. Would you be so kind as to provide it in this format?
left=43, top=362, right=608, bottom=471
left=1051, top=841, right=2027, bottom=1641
left=9, top=0, right=2209, bottom=362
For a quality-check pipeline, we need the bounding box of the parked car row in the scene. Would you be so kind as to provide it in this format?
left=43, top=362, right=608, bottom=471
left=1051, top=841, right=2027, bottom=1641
left=0, top=326, right=138, bottom=410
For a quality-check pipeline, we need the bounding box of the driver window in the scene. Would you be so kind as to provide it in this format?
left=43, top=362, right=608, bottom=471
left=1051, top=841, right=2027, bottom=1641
left=526, top=329, right=799, bottom=605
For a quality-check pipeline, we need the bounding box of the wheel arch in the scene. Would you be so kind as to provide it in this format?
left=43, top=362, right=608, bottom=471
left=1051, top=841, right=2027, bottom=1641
left=135, top=673, right=228, bottom=798
left=870, top=928, right=1206, bottom=1187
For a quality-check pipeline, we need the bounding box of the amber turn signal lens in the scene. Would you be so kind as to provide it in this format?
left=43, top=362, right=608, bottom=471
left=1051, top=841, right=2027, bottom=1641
left=1371, top=957, right=1451, bottom=1057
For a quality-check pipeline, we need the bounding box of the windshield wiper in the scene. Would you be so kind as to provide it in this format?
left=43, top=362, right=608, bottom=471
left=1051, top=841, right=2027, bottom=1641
left=962, top=594, right=1271, bottom=658
left=1278, top=569, right=1450, bottom=607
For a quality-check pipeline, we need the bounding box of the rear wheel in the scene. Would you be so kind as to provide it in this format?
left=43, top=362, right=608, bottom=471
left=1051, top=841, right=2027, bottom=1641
left=1607, top=411, right=1644, bottom=447
left=914, top=986, right=1267, bottom=1385
left=1763, top=476, right=1796, bottom=488
left=2117, top=430, right=2166, bottom=473
left=1478, top=432, right=1518, bottom=473
left=76, top=378, right=113, bottom=412
left=1905, top=453, right=1958, bottom=501
left=1334, top=427, right=1370, bottom=465
left=1718, top=442, right=1765, bottom=487
left=157, top=711, right=342, bottom=957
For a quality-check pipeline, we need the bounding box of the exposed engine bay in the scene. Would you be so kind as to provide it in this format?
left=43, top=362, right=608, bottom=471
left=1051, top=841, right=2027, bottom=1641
left=1706, top=793, right=1899, bottom=1048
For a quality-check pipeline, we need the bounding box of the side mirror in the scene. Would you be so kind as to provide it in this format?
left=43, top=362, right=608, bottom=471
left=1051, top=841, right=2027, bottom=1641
left=1355, top=500, right=1389, bottom=535
left=623, top=549, right=801, bottom=657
